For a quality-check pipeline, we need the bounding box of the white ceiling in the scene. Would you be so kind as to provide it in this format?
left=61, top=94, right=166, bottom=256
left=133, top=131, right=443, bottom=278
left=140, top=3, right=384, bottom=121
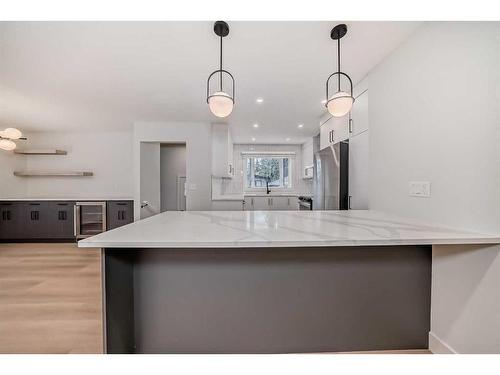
left=0, top=21, right=420, bottom=144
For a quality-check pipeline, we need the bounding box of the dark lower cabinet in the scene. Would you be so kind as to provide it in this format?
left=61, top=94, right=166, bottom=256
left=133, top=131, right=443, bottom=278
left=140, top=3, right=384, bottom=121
left=107, top=201, right=134, bottom=231
left=48, top=201, right=76, bottom=239
left=25, top=202, right=48, bottom=239
left=0, top=200, right=133, bottom=241
left=0, top=202, right=24, bottom=240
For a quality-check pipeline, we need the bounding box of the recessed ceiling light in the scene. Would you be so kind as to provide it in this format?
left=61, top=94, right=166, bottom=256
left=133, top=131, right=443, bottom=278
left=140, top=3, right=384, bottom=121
left=251, top=137, right=256, bottom=142
left=298, top=124, right=304, bottom=128
left=286, top=138, right=291, bottom=142
left=256, top=98, right=264, bottom=104
left=253, top=123, right=259, bottom=128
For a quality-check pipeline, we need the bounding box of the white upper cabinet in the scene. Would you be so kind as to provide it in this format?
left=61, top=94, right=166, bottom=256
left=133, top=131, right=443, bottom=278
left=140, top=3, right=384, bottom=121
left=349, top=89, right=369, bottom=137
left=212, top=124, right=234, bottom=178
left=301, top=138, right=314, bottom=178
left=319, top=114, right=350, bottom=150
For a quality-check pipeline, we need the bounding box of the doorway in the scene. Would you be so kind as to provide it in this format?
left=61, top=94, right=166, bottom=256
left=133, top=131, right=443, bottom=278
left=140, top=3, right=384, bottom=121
left=160, top=143, right=187, bottom=212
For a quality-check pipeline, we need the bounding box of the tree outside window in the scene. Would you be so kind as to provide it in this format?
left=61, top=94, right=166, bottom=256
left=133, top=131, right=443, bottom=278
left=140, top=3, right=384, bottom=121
left=246, top=157, right=291, bottom=189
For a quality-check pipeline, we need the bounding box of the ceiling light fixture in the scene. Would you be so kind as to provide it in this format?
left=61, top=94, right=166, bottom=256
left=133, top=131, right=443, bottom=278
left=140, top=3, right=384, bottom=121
left=0, top=127, right=26, bottom=151
left=253, top=123, right=259, bottom=128
left=256, top=98, right=264, bottom=104
left=298, top=124, right=304, bottom=128
left=286, top=138, right=291, bottom=142
left=251, top=137, right=256, bottom=142
left=325, top=24, right=354, bottom=117
left=207, top=21, right=235, bottom=118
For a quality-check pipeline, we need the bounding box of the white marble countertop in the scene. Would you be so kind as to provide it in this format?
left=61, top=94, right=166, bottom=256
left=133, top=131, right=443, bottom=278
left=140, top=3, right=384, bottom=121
left=78, top=210, right=500, bottom=249
left=212, top=194, right=245, bottom=201
left=211, top=193, right=311, bottom=201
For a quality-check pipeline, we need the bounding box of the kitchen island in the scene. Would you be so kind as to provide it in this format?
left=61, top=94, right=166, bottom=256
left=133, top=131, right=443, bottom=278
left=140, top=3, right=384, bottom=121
left=79, top=210, right=500, bottom=354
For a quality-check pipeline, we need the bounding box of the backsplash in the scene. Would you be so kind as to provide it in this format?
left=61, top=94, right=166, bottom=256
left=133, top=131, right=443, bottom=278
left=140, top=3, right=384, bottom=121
left=214, top=143, right=313, bottom=196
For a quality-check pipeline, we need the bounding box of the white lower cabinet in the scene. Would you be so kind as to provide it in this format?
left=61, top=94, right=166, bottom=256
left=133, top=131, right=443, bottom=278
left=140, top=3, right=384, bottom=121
left=246, top=196, right=269, bottom=210
left=245, top=196, right=298, bottom=211
left=211, top=201, right=244, bottom=211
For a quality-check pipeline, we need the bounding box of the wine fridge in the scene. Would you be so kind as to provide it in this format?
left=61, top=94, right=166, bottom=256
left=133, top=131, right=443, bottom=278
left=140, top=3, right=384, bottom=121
left=74, top=201, right=107, bottom=239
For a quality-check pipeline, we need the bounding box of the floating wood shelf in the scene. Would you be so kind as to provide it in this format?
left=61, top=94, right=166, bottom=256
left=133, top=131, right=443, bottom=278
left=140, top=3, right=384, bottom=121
left=14, top=149, right=67, bottom=155
left=13, top=171, right=93, bottom=177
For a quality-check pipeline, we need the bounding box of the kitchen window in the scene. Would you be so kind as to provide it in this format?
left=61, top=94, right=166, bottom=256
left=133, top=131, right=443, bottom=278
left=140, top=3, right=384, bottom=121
left=245, top=156, right=292, bottom=189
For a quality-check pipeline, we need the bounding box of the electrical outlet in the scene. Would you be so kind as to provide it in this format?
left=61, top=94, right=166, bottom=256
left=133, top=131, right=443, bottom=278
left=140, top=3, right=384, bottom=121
left=409, top=181, right=431, bottom=198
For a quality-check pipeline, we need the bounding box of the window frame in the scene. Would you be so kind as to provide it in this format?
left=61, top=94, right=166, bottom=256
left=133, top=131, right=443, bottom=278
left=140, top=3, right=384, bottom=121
left=244, top=155, right=293, bottom=191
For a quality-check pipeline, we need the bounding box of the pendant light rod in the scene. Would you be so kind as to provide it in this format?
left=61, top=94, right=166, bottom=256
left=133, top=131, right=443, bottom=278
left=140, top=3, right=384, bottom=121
left=220, top=33, right=223, bottom=91
left=337, top=37, right=341, bottom=91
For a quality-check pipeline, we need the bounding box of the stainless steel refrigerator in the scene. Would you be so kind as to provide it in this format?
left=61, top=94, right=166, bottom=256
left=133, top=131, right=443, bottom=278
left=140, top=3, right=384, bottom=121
left=313, top=135, right=349, bottom=210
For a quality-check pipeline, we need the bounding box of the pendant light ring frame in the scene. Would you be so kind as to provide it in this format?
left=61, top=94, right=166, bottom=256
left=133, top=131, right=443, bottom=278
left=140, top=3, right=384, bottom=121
left=325, top=71, right=354, bottom=106
left=206, top=69, right=235, bottom=104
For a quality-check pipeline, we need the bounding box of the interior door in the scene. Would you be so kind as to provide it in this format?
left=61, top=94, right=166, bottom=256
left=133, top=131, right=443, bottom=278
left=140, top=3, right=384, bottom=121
left=140, top=142, right=161, bottom=219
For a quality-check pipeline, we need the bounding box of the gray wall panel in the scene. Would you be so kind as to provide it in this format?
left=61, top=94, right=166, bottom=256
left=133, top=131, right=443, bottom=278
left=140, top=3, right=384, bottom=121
left=123, top=246, right=431, bottom=353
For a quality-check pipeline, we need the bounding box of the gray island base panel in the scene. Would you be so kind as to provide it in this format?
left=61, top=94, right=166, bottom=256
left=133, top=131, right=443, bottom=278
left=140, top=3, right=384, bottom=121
left=104, top=245, right=431, bottom=354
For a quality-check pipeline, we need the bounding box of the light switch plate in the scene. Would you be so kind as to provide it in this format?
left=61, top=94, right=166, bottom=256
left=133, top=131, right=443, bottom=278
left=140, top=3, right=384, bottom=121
left=409, top=181, right=431, bottom=197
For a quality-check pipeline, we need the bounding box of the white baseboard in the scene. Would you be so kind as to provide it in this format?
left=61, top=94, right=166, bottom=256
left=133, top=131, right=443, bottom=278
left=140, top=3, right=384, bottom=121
left=429, top=332, right=457, bottom=354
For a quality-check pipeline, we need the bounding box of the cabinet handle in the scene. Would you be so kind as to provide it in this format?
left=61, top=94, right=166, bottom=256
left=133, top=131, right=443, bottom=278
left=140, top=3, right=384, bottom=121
left=288, top=198, right=290, bottom=205
left=118, top=210, right=126, bottom=220
left=117, top=202, right=127, bottom=206
left=348, top=196, right=352, bottom=210
left=349, top=118, right=353, bottom=133
left=251, top=198, right=254, bottom=205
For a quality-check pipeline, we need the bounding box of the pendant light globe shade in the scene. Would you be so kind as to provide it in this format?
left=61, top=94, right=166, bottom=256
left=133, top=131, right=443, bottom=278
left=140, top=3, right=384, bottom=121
left=0, top=139, right=16, bottom=151
left=208, top=91, right=234, bottom=118
left=326, top=91, right=354, bottom=117
left=1, top=127, right=22, bottom=140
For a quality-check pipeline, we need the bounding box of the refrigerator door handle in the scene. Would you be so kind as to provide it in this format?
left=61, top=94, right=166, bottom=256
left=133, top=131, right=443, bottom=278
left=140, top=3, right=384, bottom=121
left=348, top=195, right=352, bottom=210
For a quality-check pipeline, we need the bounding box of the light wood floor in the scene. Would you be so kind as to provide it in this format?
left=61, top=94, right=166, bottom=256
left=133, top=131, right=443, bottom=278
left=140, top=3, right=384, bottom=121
left=0, top=243, right=103, bottom=354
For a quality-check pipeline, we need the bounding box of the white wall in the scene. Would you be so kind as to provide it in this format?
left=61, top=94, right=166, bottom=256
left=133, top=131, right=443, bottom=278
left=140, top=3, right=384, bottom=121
left=1, top=130, right=133, bottom=199
left=134, top=122, right=212, bottom=218
left=368, top=22, right=500, bottom=353
left=140, top=142, right=160, bottom=218
left=160, top=144, right=186, bottom=211
left=0, top=148, right=27, bottom=198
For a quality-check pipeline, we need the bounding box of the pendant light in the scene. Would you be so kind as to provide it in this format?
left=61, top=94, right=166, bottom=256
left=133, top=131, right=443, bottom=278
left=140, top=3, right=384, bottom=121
left=325, top=24, right=354, bottom=117
left=0, top=127, right=26, bottom=151
left=207, top=21, right=235, bottom=118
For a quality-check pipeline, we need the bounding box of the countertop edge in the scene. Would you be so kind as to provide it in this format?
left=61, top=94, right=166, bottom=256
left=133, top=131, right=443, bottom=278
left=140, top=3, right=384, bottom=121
left=78, top=237, right=500, bottom=249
